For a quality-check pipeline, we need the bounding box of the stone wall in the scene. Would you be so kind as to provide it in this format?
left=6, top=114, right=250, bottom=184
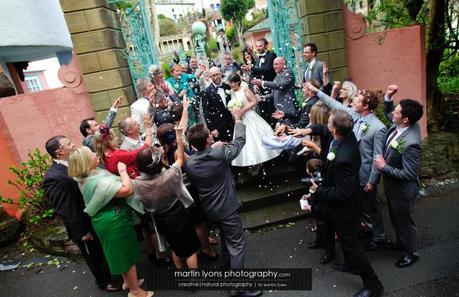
left=60, top=0, right=135, bottom=128
left=420, top=132, right=459, bottom=186
left=299, top=0, right=348, bottom=82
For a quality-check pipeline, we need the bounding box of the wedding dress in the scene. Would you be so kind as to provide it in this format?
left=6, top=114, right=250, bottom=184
left=231, top=87, right=281, bottom=167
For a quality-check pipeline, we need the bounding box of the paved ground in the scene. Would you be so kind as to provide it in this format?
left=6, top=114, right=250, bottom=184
left=1, top=183, right=458, bottom=297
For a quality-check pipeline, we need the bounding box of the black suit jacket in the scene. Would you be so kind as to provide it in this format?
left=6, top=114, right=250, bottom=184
left=314, top=133, right=362, bottom=222
left=202, top=83, right=235, bottom=142
left=292, top=96, right=319, bottom=128
left=43, top=162, right=93, bottom=240
left=252, top=51, right=277, bottom=82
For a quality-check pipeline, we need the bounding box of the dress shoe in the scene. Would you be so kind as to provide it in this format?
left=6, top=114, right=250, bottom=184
left=100, top=283, right=122, bottom=292
left=365, top=240, right=384, bottom=251
left=332, top=263, right=359, bottom=275
left=395, top=254, right=419, bottom=268
left=383, top=242, right=404, bottom=251
left=230, top=289, right=263, bottom=297
left=353, top=284, right=384, bottom=297
left=319, top=253, right=335, bottom=264
left=307, top=241, right=324, bottom=249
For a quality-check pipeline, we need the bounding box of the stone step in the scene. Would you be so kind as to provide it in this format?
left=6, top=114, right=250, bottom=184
left=239, top=198, right=309, bottom=231
left=236, top=175, right=305, bottom=212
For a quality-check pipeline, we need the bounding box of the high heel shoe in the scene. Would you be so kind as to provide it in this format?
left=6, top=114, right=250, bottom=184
left=122, top=278, right=145, bottom=290
left=128, top=290, right=154, bottom=297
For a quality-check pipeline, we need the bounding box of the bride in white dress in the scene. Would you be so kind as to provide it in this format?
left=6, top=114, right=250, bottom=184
left=227, top=73, right=281, bottom=167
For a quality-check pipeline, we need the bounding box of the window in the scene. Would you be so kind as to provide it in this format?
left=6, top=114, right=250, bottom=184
left=25, top=76, right=42, bottom=92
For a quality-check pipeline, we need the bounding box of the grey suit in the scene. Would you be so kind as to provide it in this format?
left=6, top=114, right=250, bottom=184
left=382, top=100, right=421, bottom=256
left=184, top=122, right=246, bottom=268
left=264, top=69, right=299, bottom=124
left=318, top=91, right=387, bottom=241
left=303, top=59, right=324, bottom=87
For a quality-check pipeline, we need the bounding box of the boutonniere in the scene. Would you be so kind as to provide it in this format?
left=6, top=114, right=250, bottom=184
left=174, top=83, right=179, bottom=89
left=360, top=123, right=370, bottom=136
left=327, top=148, right=337, bottom=161
left=225, top=89, right=231, bottom=95
left=260, top=57, right=265, bottom=64
left=390, top=138, right=405, bottom=154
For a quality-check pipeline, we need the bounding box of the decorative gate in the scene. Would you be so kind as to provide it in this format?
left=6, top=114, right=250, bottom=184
left=267, top=0, right=304, bottom=84
left=110, top=0, right=159, bottom=92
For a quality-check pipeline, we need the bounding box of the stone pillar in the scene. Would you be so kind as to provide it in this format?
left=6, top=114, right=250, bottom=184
left=60, top=0, right=135, bottom=126
left=299, top=0, right=348, bottom=81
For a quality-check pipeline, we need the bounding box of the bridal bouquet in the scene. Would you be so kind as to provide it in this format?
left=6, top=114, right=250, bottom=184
left=227, top=98, right=242, bottom=111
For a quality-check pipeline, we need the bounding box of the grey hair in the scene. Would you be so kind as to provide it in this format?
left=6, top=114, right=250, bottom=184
left=136, top=77, right=151, bottom=95
left=343, top=81, right=358, bottom=100
left=148, top=64, right=161, bottom=75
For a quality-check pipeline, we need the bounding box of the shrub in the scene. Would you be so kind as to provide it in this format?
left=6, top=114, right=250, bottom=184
left=0, top=149, right=55, bottom=226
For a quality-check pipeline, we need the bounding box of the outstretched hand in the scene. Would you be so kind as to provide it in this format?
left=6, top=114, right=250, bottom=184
left=304, top=82, right=319, bottom=94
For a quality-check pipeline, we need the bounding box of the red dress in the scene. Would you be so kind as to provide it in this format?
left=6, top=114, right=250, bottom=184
left=103, top=144, right=149, bottom=179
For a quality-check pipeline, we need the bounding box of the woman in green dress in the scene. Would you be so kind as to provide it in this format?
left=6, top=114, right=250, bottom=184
left=68, top=147, right=153, bottom=297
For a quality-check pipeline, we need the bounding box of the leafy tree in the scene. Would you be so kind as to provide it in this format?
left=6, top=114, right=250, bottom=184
left=220, top=0, right=255, bottom=45
left=159, top=17, right=179, bottom=36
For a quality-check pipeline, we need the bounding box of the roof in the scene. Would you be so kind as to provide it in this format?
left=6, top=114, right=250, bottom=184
left=245, top=18, right=271, bottom=33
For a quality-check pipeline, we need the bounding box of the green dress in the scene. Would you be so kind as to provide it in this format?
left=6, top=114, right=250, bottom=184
left=76, top=169, right=140, bottom=275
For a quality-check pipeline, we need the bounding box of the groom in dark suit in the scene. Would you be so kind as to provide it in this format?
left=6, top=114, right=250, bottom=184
left=375, top=85, right=424, bottom=268
left=43, top=136, right=120, bottom=292
left=241, top=38, right=277, bottom=124
left=202, top=67, right=234, bottom=142
left=310, top=110, right=383, bottom=297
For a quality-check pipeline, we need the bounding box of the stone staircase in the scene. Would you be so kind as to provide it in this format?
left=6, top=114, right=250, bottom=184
left=235, top=158, right=309, bottom=230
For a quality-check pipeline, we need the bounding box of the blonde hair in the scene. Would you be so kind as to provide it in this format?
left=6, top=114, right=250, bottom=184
left=68, top=146, right=93, bottom=178
left=309, top=102, right=330, bottom=143
left=310, top=101, right=330, bottom=125
left=94, top=129, right=118, bottom=164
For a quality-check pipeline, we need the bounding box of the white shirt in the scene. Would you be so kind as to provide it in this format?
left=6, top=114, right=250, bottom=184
left=54, top=159, right=68, bottom=167
left=304, top=58, right=316, bottom=80
left=212, top=82, right=227, bottom=105
left=130, top=97, right=150, bottom=133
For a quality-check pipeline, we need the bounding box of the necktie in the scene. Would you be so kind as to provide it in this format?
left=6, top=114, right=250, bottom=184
left=354, top=119, right=363, bottom=141
left=384, top=129, right=398, bottom=156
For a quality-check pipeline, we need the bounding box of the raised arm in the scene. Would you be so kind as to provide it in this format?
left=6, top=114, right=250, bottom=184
left=115, top=162, right=133, bottom=198
left=173, top=97, right=189, bottom=167
left=384, top=84, right=398, bottom=121
left=103, top=96, right=122, bottom=127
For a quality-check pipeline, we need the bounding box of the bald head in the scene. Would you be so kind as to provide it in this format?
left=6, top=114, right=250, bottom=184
left=208, top=66, right=222, bottom=85
left=273, top=57, right=286, bottom=73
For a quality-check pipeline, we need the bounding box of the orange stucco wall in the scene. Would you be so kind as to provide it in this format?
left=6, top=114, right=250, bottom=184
left=344, top=7, right=427, bottom=137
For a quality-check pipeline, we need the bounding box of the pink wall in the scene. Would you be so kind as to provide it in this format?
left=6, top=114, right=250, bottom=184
left=0, top=54, right=94, bottom=217
left=244, top=30, right=273, bottom=49
left=343, top=5, right=427, bottom=137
